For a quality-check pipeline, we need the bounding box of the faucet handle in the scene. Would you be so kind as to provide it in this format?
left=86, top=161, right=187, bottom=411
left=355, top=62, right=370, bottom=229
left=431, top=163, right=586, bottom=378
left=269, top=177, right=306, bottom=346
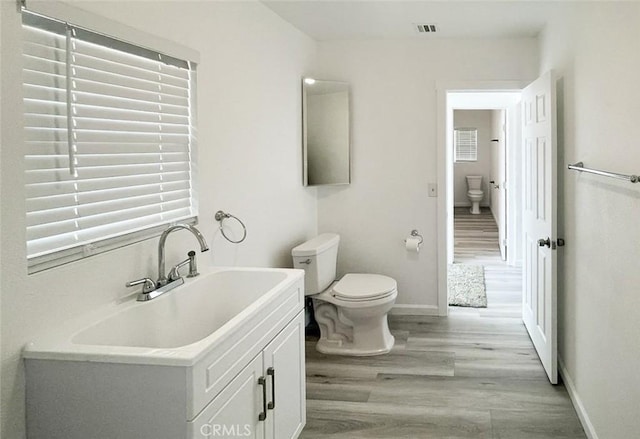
left=168, top=258, right=190, bottom=282
left=126, top=277, right=156, bottom=294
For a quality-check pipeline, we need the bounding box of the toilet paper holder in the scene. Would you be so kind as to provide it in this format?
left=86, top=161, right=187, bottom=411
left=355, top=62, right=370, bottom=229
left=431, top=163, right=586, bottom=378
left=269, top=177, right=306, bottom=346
left=404, top=229, right=423, bottom=245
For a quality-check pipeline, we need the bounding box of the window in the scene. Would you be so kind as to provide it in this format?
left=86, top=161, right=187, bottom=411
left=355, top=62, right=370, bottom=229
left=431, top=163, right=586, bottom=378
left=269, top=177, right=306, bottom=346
left=454, top=128, right=478, bottom=162
left=22, top=11, right=197, bottom=272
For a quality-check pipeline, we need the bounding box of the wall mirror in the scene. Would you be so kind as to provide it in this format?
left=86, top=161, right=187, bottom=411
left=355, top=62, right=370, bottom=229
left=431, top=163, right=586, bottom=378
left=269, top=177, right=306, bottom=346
left=302, top=78, right=351, bottom=186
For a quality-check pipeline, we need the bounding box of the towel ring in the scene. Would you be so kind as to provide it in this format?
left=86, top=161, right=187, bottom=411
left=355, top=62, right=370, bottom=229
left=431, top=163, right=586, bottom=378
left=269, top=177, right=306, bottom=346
left=215, top=210, right=247, bottom=244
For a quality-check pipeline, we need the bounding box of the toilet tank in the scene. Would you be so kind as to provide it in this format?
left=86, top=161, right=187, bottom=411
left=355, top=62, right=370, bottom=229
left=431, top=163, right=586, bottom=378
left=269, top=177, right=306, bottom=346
left=466, top=175, right=483, bottom=190
left=291, top=233, right=340, bottom=295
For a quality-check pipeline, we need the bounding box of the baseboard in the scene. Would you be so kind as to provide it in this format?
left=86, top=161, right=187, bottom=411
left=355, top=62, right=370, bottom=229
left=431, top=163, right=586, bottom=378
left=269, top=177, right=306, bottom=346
left=491, top=207, right=498, bottom=224
left=391, top=304, right=440, bottom=316
left=558, top=357, right=599, bottom=439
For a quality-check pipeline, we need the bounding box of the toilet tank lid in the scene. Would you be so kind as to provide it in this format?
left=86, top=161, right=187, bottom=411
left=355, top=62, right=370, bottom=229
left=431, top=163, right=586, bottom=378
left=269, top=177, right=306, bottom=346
left=292, top=233, right=340, bottom=257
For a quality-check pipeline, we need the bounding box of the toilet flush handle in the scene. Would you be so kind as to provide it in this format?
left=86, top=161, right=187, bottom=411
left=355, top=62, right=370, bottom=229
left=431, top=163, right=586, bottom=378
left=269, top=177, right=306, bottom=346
left=298, top=259, right=312, bottom=265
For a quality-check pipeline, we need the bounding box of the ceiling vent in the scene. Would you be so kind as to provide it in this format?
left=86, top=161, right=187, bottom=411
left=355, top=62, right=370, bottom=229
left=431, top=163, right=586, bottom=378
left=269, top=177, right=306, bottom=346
left=416, top=24, right=437, bottom=33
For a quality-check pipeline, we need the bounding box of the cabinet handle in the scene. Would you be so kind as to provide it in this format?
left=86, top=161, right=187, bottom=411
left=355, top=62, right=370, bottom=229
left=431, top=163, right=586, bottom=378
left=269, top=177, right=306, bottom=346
left=267, top=367, right=275, bottom=410
left=258, top=376, right=267, bottom=421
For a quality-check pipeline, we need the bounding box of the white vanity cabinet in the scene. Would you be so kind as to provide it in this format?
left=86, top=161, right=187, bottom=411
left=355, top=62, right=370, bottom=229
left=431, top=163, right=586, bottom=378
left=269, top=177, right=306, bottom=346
left=24, top=268, right=306, bottom=439
left=189, top=312, right=305, bottom=439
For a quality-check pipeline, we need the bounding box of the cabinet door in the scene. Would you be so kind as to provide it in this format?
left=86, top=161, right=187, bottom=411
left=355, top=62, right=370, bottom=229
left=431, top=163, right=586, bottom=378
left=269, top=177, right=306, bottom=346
left=188, top=355, right=266, bottom=439
left=263, top=312, right=306, bottom=439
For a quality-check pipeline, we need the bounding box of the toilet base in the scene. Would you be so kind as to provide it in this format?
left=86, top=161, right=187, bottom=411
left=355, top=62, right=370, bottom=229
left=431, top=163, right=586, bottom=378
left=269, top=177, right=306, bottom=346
left=316, top=334, right=395, bottom=356
left=469, top=201, right=481, bottom=215
left=312, top=294, right=396, bottom=356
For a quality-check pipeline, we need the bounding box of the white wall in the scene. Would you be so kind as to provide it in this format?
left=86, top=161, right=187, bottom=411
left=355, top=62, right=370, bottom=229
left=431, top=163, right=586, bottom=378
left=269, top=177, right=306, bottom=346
left=0, top=1, right=317, bottom=437
left=453, top=110, right=493, bottom=207
left=539, top=3, right=640, bottom=438
left=315, top=38, right=538, bottom=312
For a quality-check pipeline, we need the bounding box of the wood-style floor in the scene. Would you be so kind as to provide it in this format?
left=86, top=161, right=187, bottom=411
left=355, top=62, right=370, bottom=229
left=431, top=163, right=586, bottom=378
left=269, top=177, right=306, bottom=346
left=454, top=207, right=521, bottom=318
left=299, top=207, right=585, bottom=438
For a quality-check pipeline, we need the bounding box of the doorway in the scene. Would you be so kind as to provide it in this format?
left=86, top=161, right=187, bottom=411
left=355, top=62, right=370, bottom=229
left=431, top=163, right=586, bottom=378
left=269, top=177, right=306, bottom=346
left=436, top=85, right=525, bottom=317
left=438, top=90, right=522, bottom=316
left=449, top=101, right=521, bottom=317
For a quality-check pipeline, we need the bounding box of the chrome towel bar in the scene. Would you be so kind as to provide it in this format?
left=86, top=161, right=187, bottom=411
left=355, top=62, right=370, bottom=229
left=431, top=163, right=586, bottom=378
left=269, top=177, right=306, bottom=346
left=567, top=162, right=638, bottom=184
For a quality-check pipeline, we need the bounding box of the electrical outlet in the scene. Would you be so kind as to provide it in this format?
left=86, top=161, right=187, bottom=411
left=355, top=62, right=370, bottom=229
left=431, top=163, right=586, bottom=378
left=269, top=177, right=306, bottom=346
left=428, top=183, right=437, bottom=197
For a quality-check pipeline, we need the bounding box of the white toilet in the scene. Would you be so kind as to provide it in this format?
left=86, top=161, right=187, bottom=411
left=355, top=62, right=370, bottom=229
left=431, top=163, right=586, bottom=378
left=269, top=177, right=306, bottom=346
left=291, top=233, right=397, bottom=356
left=466, top=175, right=484, bottom=215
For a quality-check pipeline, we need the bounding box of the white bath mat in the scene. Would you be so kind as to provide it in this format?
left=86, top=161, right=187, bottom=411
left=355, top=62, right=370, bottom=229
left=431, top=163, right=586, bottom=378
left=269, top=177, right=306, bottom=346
left=448, top=264, right=487, bottom=308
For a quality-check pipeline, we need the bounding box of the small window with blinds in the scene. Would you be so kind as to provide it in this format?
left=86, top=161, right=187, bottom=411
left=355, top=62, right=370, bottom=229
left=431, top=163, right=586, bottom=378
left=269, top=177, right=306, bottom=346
left=454, top=128, right=478, bottom=162
left=22, top=11, right=197, bottom=272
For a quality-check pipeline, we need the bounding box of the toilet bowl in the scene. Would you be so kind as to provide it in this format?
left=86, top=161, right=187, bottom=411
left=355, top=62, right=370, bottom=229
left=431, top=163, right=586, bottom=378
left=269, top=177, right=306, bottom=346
left=466, top=175, right=484, bottom=215
left=292, top=234, right=397, bottom=356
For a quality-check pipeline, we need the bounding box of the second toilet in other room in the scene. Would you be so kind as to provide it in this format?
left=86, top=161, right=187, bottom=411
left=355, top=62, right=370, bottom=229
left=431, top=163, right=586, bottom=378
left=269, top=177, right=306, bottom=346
left=466, top=175, right=484, bottom=214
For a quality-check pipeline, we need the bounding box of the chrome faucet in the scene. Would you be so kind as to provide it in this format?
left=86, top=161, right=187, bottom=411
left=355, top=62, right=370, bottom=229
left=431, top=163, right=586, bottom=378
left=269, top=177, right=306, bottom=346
left=157, top=224, right=209, bottom=287
left=126, top=223, right=209, bottom=301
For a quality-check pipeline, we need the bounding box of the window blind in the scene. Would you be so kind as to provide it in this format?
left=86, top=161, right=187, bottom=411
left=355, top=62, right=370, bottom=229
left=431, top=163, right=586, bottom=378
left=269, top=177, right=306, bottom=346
left=22, top=11, right=197, bottom=269
left=454, top=128, right=478, bottom=162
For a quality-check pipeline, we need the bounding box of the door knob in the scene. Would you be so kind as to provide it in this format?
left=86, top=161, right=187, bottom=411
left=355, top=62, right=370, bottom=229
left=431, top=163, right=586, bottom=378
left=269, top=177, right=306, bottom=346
left=538, top=237, right=551, bottom=248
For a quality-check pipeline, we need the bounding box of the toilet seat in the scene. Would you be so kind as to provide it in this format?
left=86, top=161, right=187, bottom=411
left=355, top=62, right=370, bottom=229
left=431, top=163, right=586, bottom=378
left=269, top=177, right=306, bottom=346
left=332, top=274, right=397, bottom=302
left=467, top=189, right=483, bottom=196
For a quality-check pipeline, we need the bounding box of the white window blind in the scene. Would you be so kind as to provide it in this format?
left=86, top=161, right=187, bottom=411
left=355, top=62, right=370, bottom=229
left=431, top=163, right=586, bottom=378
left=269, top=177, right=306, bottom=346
left=22, top=11, right=197, bottom=270
left=454, top=128, right=478, bottom=162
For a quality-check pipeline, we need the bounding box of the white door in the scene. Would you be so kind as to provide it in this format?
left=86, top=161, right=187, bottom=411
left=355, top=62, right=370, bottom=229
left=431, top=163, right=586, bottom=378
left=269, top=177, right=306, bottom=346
left=521, top=71, right=558, bottom=384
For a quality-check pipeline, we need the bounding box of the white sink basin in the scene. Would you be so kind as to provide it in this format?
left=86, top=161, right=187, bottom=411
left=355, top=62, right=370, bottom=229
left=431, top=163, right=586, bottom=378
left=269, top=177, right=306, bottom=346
left=23, top=267, right=304, bottom=366
left=73, top=270, right=287, bottom=349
